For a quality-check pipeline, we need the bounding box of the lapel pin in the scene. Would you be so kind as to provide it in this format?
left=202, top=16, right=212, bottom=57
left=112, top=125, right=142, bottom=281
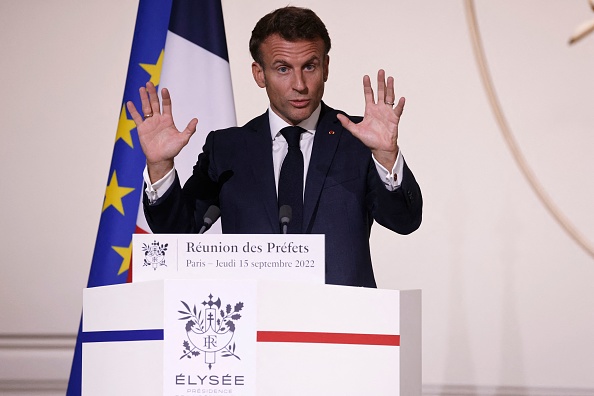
left=329, top=130, right=335, bottom=135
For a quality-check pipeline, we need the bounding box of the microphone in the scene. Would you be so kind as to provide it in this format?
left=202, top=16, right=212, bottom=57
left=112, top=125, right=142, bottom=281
left=279, top=205, right=292, bottom=234
left=198, top=205, right=221, bottom=234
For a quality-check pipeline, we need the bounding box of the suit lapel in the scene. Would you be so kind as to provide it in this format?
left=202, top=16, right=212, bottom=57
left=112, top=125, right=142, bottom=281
left=244, top=112, right=279, bottom=230
left=303, top=105, right=341, bottom=232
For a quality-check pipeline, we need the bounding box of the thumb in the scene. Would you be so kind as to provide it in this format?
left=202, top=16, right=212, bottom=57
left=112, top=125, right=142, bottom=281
left=181, top=118, right=198, bottom=143
left=184, top=118, right=198, bottom=134
left=337, top=113, right=357, bottom=133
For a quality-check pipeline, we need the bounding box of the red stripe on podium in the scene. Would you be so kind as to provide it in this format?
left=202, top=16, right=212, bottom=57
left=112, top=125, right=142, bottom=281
left=257, top=331, right=400, bottom=346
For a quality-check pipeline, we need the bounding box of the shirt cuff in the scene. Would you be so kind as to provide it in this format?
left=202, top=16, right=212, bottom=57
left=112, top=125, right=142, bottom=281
left=372, top=150, right=404, bottom=191
left=144, top=166, right=176, bottom=204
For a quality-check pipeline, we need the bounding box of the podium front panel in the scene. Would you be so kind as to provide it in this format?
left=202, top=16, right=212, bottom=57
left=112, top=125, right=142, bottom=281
left=82, top=280, right=420, bottom=395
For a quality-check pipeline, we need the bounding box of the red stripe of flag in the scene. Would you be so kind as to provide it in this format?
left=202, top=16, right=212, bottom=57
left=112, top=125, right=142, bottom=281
left=257, top=331, right=400, bottom=346
left=127, top=225, right=150, bottom=283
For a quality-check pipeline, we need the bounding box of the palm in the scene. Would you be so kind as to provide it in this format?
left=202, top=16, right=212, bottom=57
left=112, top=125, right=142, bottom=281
left=126, top=82, right=198, bottom=180
left=337, top=70, right=404, bottom=169
left=356, top=95, right=402, bottom=152
left=137, top=112, right=188, bottom=164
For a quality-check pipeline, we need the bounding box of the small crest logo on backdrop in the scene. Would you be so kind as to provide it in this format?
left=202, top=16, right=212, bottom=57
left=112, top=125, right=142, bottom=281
left=142, top=240, right=168, bottom=270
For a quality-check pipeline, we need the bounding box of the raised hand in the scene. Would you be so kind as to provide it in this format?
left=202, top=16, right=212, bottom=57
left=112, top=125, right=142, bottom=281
left=337, top=69, right=405, bottom=170
left=126, top=82, right=198, bottom=182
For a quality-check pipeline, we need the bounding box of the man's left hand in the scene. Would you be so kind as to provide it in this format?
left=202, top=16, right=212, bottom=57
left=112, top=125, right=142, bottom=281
left=337, top=69, right=405, bottom=170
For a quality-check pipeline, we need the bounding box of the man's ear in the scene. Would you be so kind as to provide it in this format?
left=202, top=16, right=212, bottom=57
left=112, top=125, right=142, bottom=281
left=323, top=55, right=330, bottom=82
left=252, top=62, right=266, bottom=88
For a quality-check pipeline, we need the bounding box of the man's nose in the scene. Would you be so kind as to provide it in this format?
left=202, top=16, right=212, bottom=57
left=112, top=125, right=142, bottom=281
left=292, top=71, right=307, bottom=92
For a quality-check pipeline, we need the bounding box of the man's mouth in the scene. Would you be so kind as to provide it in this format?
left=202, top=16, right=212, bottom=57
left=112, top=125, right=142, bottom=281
left=289, top=99, right=310, bottom=108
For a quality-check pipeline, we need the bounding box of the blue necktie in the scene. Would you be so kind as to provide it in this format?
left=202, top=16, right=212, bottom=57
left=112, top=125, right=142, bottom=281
left=278, top=126, right=305, bottom=233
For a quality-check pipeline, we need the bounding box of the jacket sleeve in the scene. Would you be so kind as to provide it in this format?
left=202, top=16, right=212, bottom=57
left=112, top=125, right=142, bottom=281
left=366, top=159, right=423, bottom=235
left=143, top=132, right=220, bottom=234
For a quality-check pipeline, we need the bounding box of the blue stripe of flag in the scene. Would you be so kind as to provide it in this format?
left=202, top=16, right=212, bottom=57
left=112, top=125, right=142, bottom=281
left=81, top=329, right=164, bottom=343
left=169, top=0, right=230, bottom=61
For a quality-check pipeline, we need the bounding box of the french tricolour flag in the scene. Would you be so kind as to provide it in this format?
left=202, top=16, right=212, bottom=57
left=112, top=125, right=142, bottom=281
left=136, top=0, right=236, bottom=233
left=67, top=0, right=235, bottom=393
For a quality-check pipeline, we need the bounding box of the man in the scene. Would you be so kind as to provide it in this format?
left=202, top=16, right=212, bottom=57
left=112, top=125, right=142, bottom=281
left=126, top=6, right=422, bottom=288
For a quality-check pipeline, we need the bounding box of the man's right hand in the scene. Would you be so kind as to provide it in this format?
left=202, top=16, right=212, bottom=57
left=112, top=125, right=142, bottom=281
left=127, top=82, right=198, bottom=183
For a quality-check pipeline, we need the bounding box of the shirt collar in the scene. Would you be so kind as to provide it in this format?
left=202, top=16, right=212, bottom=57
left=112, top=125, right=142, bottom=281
left=268, top=104, right=321, bottom=140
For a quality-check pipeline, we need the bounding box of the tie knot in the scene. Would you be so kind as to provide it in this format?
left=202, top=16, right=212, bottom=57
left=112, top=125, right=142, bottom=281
left=280, top=126, right=304, bottom=148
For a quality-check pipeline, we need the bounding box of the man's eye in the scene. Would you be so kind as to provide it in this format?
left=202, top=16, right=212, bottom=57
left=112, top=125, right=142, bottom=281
left=278, top=66, right=289, bottom=73
left=305, top=64, right=315, bottom=71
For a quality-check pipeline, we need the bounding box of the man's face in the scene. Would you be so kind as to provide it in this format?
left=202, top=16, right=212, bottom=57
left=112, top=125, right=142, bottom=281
left=252, top=35, right=329, bottom=125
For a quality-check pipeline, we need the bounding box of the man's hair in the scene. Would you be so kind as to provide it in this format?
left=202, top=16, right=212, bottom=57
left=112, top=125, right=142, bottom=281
left=249, top=6, right=331, bottom=65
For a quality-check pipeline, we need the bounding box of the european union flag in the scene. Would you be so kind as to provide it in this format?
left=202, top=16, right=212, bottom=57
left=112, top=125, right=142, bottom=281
left=67, top=0, right=236, bottom=393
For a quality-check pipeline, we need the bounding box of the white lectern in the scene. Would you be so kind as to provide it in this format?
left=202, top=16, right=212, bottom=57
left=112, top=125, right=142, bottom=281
left=82, top=235, right=421, bottom=395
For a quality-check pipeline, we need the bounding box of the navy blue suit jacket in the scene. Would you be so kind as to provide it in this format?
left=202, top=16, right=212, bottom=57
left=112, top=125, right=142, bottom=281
left=144, top=103, right=422, bottom=287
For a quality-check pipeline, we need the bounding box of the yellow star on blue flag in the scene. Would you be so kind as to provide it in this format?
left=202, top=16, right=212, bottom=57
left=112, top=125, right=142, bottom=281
left=103, top=171, right=135, bottom=215
left=140, top=49, right=165, bottom=86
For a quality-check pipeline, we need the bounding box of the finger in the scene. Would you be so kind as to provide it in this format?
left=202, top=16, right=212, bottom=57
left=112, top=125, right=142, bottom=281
left=377, top=69, right=386, bottom=103
left=363, top=75, right=375, bottom=105
left=139, top=86, right=152, bottom=117
left=126, top=101, right=144, bottom=125
left=146, top=82, right=161, bottom=115
left=394, top=97, right=406, bottom=117
left=184, top=118, right=199, bottom=134
left=162, top=88, right=172, bottom=117
left=385, top=76, right=395, bottom=105
left=337, top=113, right=358, bottom=134
left=181, top=118, right=199, bottom=144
